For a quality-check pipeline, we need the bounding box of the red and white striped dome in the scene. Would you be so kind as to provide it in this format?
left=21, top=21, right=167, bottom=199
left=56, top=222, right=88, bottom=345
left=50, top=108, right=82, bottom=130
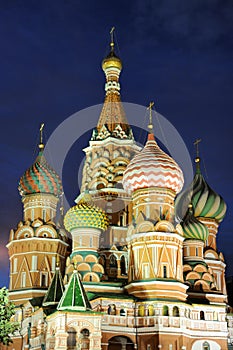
left=122, top=133, right=184, bottom=194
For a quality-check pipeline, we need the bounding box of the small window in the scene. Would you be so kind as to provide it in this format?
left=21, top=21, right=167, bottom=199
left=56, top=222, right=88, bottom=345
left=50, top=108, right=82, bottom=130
left=89, top=275, right=92, bottom=282
left=21, top=272, right=26, bottom=288
left=13, top=258, right=18, bottom=273
left=173, top=306, right=179, bottom=317
left=42, top=209, right=46, bottom=221
left=162, top=305, right=169, bottom=316
left=31, top=256, right=37, bottom=271
left=41, top=272, right=48, bottom=287
left=120, top=309, right=126, bottom=316
left=31, top=209, right=34, bottom=221
left=200, top=311, right=205, bottom=320
left=163, top=265, right=167, bottom=278
left=203, top=341, right=210, bottom=350
left=90, top=237, right=93, bottom=247
left=196, top=247, right=199, bottom=256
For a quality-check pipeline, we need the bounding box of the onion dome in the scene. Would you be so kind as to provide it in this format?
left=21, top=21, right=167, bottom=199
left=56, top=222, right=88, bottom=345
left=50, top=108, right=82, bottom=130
left=102, top=28, right=122, bottom=71
left=18, top=147, right=62, bottom=197
left=102, top=49, right=122, bottom=71
left=176, top=157, right=227, bottom=223
left=122, top=133, right=184, bottom=194
left=64, top=194, right=109, bottom=232
left=182, top=206, right=209, bottom=241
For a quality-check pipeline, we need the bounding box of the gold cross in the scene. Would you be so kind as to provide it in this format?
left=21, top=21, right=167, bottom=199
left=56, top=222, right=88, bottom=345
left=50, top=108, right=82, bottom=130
left=110, top=27, right=115, bottom=48
left=147, top=101, right=154, bottom=130
left=194, top=138, right=201, bottom=157
left=40, top=123, right=45, bottom=145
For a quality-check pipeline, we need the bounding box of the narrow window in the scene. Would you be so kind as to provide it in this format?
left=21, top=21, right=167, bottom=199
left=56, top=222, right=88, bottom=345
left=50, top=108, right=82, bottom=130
left=21, top=272, right=26, bottom=288
left=200, top=311, right=205, bottom=320
left=90, top=237, right=93, bottom=247
left=31, top=209, right=34, bottom=221
left=196, top=247, right=199, bottom=256
left=13, top=258, right=18, bottom=273
left=42, top=209, right=46, bottom=222
left=52, top=256, right=56, bottom=272
left=31, top=256, right=37, bottom=271
left=163, top=265, right=167, bottom=278
left=41, top=272, right=48, bottom=287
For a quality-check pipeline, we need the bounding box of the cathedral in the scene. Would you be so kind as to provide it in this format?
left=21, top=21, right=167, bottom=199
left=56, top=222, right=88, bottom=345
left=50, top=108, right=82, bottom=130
left=5, top=33, right=230, bottom=350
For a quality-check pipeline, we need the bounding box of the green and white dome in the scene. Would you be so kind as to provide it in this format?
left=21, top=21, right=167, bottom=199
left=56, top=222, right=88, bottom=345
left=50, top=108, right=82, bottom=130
left=182, top=207, right=209, bottom=241
left=64, top=199, right=109, bottom=232
left=176, top=158, right=227, bottom=223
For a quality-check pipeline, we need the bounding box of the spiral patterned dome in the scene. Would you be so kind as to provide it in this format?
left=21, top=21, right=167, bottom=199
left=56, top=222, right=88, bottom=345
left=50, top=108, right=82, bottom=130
left=18, top=151, right=63, bottom=197
left=122, top=133, right=184, bottom=194
left=182, top=207, right=209, bottom=241
left=175, top=159, right=227, bottom=223
left=64, top=201, right=109, bottom=232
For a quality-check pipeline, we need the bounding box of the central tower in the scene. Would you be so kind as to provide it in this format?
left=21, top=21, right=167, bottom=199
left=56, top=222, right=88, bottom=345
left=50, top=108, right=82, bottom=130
left=79, top=30, right=140, bottom=279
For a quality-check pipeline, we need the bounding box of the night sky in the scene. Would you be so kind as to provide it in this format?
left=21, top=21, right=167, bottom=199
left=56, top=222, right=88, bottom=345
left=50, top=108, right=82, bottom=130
left=0, top=1, right=232, bottom=287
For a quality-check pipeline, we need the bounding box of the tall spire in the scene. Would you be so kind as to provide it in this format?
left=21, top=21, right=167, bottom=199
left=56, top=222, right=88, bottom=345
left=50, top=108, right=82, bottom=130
left=194, top=138, right=201, bottom=173
left=96, top=28, right=131, bottom=136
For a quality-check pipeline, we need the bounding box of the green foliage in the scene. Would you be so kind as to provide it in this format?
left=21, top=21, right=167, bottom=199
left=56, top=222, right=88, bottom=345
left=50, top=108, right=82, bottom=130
left=0, top=287, right=19, bottom=345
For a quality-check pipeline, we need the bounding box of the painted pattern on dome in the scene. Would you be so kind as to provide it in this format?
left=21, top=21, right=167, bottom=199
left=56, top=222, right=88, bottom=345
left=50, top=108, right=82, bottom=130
left=19, top=152, right=62, bottom=197
left=123, top=133, right=184, bottom=194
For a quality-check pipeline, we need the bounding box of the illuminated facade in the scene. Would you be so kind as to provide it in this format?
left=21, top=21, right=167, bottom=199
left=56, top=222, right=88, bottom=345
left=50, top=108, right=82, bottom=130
left=6, top=34, right=229, bottom=350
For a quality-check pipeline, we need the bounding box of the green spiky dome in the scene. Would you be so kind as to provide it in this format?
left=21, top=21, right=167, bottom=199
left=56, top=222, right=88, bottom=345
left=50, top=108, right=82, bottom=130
left=176, top=159, right=227, bottom=223
left=182, top=207, right=209, bottom=241
left=64, top=201, right=109, bottom=232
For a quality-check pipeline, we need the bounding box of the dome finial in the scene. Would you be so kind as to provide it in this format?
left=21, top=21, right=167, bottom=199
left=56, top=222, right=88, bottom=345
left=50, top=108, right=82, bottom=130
left=194, top=138, right=201, bottom=173
left=110, top=26, right=115, bottom=51
left=147, top=101, right=155, bottom=134
left=39, top=123, right=45, bottom=150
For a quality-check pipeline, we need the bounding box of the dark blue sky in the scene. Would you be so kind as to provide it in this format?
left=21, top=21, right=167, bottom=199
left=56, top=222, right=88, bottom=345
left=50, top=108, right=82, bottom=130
left=0, top=0, right=232, bottom=287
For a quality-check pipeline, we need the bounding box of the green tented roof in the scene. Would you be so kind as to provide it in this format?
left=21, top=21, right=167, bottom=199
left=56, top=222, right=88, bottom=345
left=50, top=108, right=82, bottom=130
left=57, top=270, right=92, bottom=311
left=43, top=267, right=64, bottom=307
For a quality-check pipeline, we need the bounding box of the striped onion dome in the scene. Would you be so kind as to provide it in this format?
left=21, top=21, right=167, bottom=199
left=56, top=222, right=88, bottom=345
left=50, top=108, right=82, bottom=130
left=182, top=207, right=209, bottom=241
left=64, top=199, right=109, bottom=232
left=122, top=133, right=184, bottom=194
left=175, top=158, right=227, bottom=223
left=18, top=151, right=62, bottom=197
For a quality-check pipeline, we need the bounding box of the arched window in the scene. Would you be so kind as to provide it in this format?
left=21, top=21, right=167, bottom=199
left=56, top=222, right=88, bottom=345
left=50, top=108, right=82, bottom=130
left=203, top=341, right=210, bottom=350
left=200, top=310, right=205, bottom=320
left=110, top=255, right=117, bottom=268
left=148, top=305, right=154, bottom=316
left=80, top=329, right=90, bottom=350
left=67, top=327, right=76, bottom=350
left=120, top=309, right=126, bottom=316
left=108, top=304, right=116, bottom=315
left=138, top=304, right=145, bottom=317
left=173, top=306, right=179, bottom=317
left=162, top=305, right=169, bottom=316
left=120, top=256, right=126, bottom=275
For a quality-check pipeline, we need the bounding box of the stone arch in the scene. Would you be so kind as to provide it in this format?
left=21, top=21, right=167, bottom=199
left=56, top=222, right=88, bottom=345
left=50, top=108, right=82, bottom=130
left=108, top=336, right=134, bottom=350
